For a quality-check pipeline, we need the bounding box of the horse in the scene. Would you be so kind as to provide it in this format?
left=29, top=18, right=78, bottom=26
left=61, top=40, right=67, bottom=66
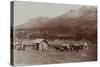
left=54, top=46, right=65, bottom=51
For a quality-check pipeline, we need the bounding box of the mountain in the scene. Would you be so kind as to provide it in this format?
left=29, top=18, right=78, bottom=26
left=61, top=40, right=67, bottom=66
left=16, top=6, right=97, bottom=33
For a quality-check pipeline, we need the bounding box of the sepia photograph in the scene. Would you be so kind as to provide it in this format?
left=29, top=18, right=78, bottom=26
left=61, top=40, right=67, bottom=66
left=11, top=1, right=97, bottom=66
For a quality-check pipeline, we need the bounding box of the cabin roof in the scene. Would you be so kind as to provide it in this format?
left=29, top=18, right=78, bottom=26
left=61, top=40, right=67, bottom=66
left=23, top=40, right=34, bottom=45
left=16, top=39, right=47, bottom=46
left=33, top=39, right=45, bottom=43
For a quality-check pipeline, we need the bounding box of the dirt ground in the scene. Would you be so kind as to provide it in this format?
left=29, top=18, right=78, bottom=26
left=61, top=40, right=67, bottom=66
left=13, top=46, right=97, bottom=66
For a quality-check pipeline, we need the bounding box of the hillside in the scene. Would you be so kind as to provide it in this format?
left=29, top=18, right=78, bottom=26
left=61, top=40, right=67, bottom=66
left=38, top=6, right=97, bottom=33
left=16, top=16, right=50, bottom=29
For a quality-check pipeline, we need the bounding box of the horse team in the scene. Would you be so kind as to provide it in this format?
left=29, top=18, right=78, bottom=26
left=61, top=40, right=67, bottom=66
left=53, top=43, right=88, bottom=52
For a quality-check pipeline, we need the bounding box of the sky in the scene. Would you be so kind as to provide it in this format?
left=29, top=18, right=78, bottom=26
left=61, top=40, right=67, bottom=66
left=13, top=1, right=92, bottom=27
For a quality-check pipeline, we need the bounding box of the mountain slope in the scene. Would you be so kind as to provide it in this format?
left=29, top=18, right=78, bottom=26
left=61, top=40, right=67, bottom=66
left=16, top=6, right=97, bottom=33
left=16, top=16, right=49, bottom=29
left=38, top=6, right=97, bottom=33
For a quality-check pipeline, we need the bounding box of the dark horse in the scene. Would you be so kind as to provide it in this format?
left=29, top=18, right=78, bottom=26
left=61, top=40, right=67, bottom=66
left=54, top=46, right=65, bottom=51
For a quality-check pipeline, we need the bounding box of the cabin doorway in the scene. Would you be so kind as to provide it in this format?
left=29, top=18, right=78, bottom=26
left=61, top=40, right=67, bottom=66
left=36, top=43, right=39, bottom=50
